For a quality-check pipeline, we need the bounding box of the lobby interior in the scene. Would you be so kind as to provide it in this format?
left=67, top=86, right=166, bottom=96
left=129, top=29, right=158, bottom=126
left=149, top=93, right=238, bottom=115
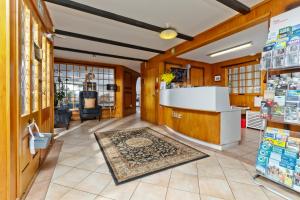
left=1, top=0, right=300, bottom=200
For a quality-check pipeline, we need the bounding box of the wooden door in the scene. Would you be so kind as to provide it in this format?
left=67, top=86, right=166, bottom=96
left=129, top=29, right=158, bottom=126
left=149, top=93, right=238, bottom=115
left=141, top=65, right=158, bottom=124
left=18, top=1, right=52, bottom=195
left=123, top=69, right=139, bottom=116
left=191, top=67, right=204, bottom=86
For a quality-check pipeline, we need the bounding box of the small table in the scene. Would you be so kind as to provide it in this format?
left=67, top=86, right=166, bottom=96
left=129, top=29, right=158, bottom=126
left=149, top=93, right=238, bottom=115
left=103, top=106, right=116, bottom=118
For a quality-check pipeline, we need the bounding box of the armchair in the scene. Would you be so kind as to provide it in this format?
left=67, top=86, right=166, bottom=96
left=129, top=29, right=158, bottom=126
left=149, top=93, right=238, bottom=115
left=79, top=91, right=102, bottom=122
left=54, top=106, right=72, bottom=129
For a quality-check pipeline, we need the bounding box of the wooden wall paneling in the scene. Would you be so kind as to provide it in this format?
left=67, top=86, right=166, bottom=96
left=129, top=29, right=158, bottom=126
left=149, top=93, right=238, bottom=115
left=0, top=0, right=11, bottom=199
left=140, top=61, right=159, bottom=124
left=115, top=66, right=124, bottom=118
left=165, top=57, right=211, bottom=85
left=163, top=107, right=221, bottom=144
left=190, top=67, right=204, bottom=86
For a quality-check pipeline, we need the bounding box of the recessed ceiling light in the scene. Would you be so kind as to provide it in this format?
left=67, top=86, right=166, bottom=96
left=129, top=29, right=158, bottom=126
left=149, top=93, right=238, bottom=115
left=208, top=42, right=253, bottom=57
left=160, top=28, right=178, bottom=40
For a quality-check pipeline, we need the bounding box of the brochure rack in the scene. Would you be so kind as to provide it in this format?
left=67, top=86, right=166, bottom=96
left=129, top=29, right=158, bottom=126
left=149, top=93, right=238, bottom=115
left=253, top=66, right=300, bottom=200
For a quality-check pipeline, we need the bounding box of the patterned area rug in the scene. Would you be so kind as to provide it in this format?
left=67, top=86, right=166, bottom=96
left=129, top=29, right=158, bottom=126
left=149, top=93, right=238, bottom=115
left=94, top=127, right=209, bottom=184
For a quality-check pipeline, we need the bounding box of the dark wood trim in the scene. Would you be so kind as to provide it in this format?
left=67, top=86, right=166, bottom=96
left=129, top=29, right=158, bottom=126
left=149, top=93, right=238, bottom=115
left=216, top=0, right=250, bottom=14
left=45, top=0, right=193, bottom=41
left=55, top=29, right=165, bottom=54
left=54, top=46, right=147, bottom=62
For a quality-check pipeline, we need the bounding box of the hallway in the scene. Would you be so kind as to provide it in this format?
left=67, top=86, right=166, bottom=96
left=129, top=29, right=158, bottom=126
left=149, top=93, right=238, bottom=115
left=25, top=114, right=300, bottom=200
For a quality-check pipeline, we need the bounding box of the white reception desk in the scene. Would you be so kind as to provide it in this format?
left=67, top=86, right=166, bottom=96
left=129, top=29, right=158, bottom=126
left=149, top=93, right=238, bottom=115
left=160, top=87, right=241, bottom=150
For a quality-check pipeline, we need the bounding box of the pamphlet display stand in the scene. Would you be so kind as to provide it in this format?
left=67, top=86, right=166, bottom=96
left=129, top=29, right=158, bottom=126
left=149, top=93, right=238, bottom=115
left=253, top=6, right=300, bottom=199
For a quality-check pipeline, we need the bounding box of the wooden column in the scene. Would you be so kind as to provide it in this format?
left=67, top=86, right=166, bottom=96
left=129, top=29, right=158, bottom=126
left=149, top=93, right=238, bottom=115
left=0, top=0, right=11, bottom=199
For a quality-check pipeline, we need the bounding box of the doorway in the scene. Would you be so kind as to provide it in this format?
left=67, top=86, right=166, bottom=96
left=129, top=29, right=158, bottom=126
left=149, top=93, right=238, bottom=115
left=136, top=77, right=141, bottom=113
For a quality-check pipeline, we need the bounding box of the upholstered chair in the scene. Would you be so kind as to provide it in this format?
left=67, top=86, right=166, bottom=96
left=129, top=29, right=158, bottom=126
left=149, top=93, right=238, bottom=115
left=79, top=91, right=102, bottom=122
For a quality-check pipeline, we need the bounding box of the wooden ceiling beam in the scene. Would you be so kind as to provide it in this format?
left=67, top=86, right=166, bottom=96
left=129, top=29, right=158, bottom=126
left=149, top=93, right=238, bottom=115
left=54, top=46, right=147, bottom=62
left=148, top=0, right=298, bottom=63
left=216, top=0, right=250, bottom=14
left=46, top=0, right=193, bottom=41
left=55, top=29, right=165, bottom=54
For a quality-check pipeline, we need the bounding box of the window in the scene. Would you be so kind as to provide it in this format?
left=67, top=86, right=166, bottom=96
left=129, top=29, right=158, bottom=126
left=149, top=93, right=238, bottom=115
left=31, top=19, right=39, bottom=112
left=54, top=63, right=115, bottom=109
left=227, top=64, right=261, bottom=94
left=42, top=36, right=47, bottom=109
left=20, top=3, right=31, bottom=116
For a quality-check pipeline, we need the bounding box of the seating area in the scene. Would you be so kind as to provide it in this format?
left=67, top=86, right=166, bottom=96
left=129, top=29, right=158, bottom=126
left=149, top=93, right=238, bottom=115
left=1, top=1, right=300, bottom=200
left=79, top=91, right=102, bottom=122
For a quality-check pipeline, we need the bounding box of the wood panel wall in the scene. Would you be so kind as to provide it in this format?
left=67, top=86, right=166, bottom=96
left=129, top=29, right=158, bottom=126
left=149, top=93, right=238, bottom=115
left=0, top=1, right=11, bottom=199
left=7, top=0, right=54, bottom=199
left=141, top=58, right=212, bottom=125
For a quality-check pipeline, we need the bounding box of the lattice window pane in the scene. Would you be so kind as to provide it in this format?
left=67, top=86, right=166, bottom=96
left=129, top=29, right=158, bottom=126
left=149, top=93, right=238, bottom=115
left=47, top=42, right=51, bottom=107
left=20, top=4, right=31, bottom=116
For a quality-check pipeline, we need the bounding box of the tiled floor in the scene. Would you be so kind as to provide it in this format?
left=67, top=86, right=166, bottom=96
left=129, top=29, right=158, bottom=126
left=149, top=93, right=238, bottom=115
left=27, top=114, right=300, bottom=200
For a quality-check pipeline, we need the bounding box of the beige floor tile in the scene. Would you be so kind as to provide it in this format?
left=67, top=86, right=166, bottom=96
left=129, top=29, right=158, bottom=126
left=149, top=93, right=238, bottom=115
left=131, top=182, right=167, bottom=200
left=172, top=161, right=198, bottom=175
left=76, top=156, right=106, bottom=171
left=169, top=171, right=199, bottom=193
left=166, top=188, right=200, bottom=200
left=25, top=179, right=50, bottom=200
left=60, top=189, right=97, bottom=200
left=51, top=164, right=73, bottom=180
left=198, top=177, right=234, bottom=200
left=141, top=169, right=171, bottom=187
left=60, top=144, right=86, bottom=154
left=229, top=181, right=268, bottom=200
left=95, top=163, right=111, bottom=175
left=197, top=164, right=225, bottom=179
left=197, top=156, right=219, bottom=166
left=200, top=195, right=225, bottom=200
left=45, top=183, right=71, bottom=200
left=57, top=152, right=74, bottom=163
left=100, top=180, right=139, bottom=200
left=216, top=154, right=245, bottom=169
left=59, top=154, right=91, bottom=167
left=53, top=168, right=91, bottom=187
left=223, top=167, right=255, bottom=185
left=94, top=196, right=114, bottom=200
left=75, top=172, right=112, bottom=194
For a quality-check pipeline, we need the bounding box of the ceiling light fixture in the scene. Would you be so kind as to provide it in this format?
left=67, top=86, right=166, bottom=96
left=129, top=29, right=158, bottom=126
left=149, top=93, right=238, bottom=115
left=160, top=27, right=178, bottom=40
left=208, top=42, right=253, bottom=57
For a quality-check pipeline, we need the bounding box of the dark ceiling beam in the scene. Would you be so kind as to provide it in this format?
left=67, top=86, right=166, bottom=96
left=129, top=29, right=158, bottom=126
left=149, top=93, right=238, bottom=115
left=55, top=29, right=165, bottom=54
left=45, top=0, right=193, bottom=41
left=216, top=0, right=250, bottom=14
left=54, top=46, right=147, bottom=62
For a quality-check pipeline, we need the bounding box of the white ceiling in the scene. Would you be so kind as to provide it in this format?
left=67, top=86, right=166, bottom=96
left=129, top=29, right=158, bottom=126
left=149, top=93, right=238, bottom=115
left=179, top=21, right=269, bottom=63
left=46, top=0, right=264, bottom=72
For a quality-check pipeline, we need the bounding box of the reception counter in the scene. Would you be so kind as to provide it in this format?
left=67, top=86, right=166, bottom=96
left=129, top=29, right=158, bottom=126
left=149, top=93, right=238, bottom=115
left=160, top=87, right=241, bottom=150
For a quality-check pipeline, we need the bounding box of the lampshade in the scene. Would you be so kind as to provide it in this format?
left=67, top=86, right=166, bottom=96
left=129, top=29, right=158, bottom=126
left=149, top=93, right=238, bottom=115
left=107, top=84, right=117, bottom=91
left=159, top=28, right=178, bottom=40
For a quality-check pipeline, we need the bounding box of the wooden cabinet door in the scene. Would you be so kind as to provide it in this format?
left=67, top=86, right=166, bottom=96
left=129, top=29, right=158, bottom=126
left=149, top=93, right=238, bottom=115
left=191, top=68, right=204, bottom=86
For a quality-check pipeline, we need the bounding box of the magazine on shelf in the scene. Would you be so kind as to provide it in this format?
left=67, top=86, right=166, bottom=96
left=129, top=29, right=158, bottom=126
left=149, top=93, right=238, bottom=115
left=284, top=102, right=299, bottom=123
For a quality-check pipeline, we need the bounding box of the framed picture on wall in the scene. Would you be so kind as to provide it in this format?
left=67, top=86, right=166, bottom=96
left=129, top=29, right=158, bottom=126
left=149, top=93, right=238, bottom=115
left=214, top=75, right=221, bottom=82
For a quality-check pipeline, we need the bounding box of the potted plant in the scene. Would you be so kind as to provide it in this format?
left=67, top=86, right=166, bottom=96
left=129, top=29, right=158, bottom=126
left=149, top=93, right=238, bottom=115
left=54, top=77, right=66, bottom=108
left=161, top=72, right=175, bottom=89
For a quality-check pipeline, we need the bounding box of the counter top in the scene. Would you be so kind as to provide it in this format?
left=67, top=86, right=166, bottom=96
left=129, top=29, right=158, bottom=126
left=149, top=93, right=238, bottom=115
left=160, top=87, right=235, bottom=112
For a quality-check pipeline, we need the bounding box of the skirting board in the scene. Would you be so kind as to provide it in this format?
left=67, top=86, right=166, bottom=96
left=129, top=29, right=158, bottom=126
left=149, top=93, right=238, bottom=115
left=164, top=126, right=239, bottom=151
